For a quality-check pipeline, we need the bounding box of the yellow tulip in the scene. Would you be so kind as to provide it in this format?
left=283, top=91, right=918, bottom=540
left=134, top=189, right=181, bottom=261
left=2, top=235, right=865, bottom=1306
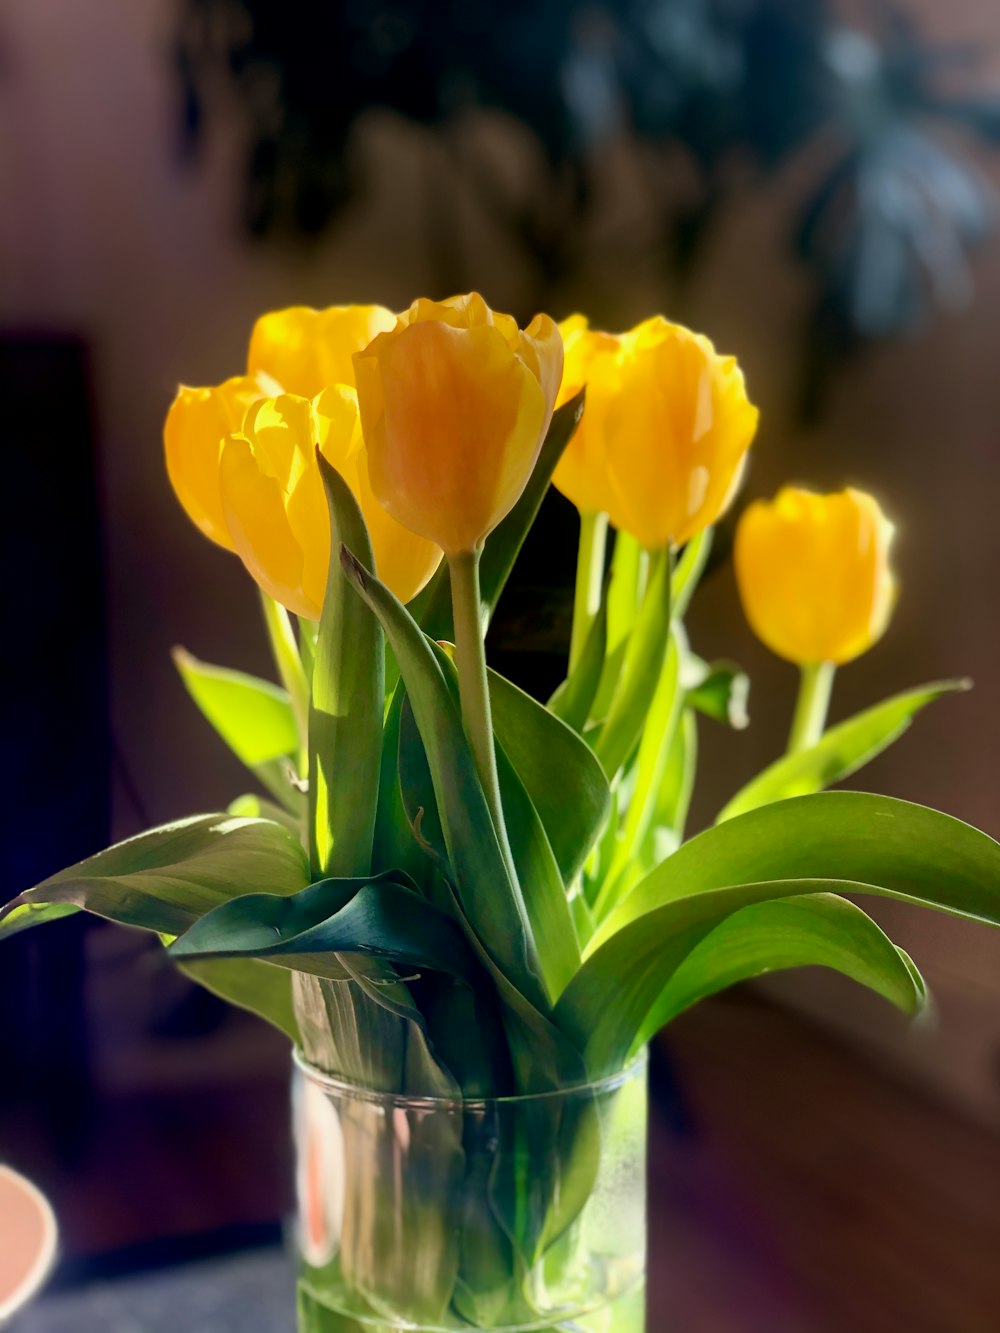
left=220, top=389, right=442, bottom=620
left=165, top=303, right=441, bottom=613
left=734, top=486, right=897, bottom=666
left=353, top=292, right=564, bottom=555
left=551, top=315, right=622, bottom=516
left=551, top=314, right=757, bottom=550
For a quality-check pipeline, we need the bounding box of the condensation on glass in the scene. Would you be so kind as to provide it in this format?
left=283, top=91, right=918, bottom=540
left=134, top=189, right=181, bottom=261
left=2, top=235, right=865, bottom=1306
left=293, top=1050, right=648, bottom=1332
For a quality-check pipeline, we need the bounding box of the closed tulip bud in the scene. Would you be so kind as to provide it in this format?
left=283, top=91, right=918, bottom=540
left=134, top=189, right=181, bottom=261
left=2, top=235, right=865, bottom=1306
left=219, top=390, right=442, bottom=620
left=353, top=292, right=563, bottom=555
left=735, top=486, right=897, bottom=666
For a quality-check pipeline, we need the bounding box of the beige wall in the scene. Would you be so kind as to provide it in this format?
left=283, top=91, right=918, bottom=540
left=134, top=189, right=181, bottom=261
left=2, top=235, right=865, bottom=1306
left=2, top=0, right=999, bottom=1114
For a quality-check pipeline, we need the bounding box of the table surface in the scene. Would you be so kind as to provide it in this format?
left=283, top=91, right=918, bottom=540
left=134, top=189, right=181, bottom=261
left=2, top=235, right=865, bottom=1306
left=16, top=1250, right=295, bottom=1333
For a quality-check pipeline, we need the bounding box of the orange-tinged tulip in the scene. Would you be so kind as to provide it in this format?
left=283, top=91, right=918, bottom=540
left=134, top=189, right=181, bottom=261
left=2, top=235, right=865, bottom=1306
left=248, top=304, right=396, bottom=399
left=734, top=486, right=897, bottom=666
left=601, top=317, right=758, bottom=550
left=551, top=315, right=622, bottom=516
left=353, top=292, right=564, bottom=555
left=219, top=390, right=442, bottom=620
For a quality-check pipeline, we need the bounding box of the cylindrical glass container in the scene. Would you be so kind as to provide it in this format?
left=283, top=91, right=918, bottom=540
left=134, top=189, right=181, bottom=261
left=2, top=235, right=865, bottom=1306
left=293, top=1050, right=648, bottom=1332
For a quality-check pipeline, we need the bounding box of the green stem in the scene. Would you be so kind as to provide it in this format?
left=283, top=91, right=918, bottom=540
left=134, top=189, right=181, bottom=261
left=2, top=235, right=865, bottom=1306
left=448, top=550, right=507, bottom=846
left=569, top=511, right=608, bottom=673
left=260, top=591, right=311, bottom=767
left=786, top=660, right=835, bottom=754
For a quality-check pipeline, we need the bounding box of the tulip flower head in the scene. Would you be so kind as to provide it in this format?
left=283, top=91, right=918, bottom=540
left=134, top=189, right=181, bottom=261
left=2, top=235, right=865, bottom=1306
left=552, top=315, right=758, bottom=551
left=165, top=304, right=441, bottom=613
left=735, top=486, right=897, bottom=666
left=353, top=293, right=564, bottom=555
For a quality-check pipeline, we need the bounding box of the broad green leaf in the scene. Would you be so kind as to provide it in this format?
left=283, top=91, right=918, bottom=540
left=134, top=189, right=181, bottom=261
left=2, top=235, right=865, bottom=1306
left=173, top=648, right=298, bottom=764
left=339, top=547, right=547, bottom=1012
left=547, top=593, right=608, bottom=733
left=638, top=893, right=925, bottom=1032
left=600, top=792, right=1000, bottom=942
left=593, top=547, right=672, bottom=778
left=309, top=457, right=384, bottom=877
left=685, top=657, right=750, bottom=730
left=176, top=956, right=301, bottom=1043
left=718, top=680, right=969, bottom=822
left=419, top=392, right=585, bottom=641
left=0, top=814, right=310, bottom=941
left=170, top=873, right=482, bottom=987
left=487, top=667, right=611, bottom=889
left=556, top=878, right=930, bottom=1074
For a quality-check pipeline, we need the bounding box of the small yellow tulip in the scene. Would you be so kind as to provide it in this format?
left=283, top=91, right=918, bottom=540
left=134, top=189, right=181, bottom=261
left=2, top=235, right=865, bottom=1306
left=734, top=486, right=897, bottom=665
left=353, top=292, right=564, bottom=555
left=220, top=389, right=442, bottom=620
left=551, top=315, right=622, bottom=517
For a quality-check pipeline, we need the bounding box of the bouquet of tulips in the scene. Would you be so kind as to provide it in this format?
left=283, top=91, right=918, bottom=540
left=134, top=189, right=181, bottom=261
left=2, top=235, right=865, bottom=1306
left=4, top=294, right=999, bottom=1331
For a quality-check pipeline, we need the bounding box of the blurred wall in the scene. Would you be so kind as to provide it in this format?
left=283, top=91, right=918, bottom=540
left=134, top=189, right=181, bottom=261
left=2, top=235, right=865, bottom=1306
left=1, top=0, right=999, bottom=1115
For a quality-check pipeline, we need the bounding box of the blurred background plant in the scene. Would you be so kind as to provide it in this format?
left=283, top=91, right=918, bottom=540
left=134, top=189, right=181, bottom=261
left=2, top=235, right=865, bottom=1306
left=177, top=0, right=1000, bottom=409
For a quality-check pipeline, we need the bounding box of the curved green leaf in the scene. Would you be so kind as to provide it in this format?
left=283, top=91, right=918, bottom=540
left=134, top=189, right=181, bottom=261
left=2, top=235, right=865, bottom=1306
left=310, top=456, right=384, bottom=877
left=169, top=873, right=483, bottom=987
left=487, top=667, right=611, bottom=889
left=718, top=680, right=968, bottom=822
left=600, top=791, right=1000, bottom=944
left=637, top=893, right=926, bottom=1033
left=0, top=813, right=310, bottom=941
left=557, top=876, right=937, bottom=1075
left=173, top=649, right=298, bottom=765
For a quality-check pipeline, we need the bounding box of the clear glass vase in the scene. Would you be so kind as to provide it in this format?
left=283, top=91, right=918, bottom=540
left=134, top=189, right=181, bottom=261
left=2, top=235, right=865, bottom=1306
left=292, top=1049, right=648, bottom=1332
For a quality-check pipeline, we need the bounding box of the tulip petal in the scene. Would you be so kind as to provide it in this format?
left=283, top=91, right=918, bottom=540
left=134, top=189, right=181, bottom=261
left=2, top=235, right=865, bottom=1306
left=248, top=305, right=395, bottom=398
left=219, top=434, right=316, bottom=620
left=164, top=377, right=264, bottom=549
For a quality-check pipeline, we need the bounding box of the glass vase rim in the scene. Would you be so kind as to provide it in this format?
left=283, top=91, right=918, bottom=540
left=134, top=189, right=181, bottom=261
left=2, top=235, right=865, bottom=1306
left=293, top=1044, right=647, bottom=1111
